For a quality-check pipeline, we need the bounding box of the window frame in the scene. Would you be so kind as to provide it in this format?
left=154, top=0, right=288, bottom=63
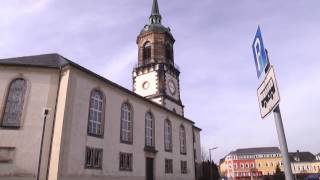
left=87, top=89, right=105, bottom=138
left=181, top=160, right=188, bottom=174
left=164, top=119, right=172, bottom=152
left=85, top=147, right=103, bottom=169
left=143, top=41, right=152, bottom=64
left=165, top=159, right=173, bottom=174
left=120, top=102, right=133, bottom=144
left=145, top=111, right=155, bottom=148
left=119, top=152, right=133, bottom=171
left=179, top=124, right=187, bottom=155
left=1, top=78, right=27, bottom=128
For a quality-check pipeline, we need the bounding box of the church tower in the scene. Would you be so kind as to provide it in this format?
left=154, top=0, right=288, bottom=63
left=133, top=0, right=184, bottom=115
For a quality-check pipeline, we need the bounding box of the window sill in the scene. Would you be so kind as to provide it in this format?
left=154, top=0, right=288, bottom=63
left=85, top=166, right=102, bottom=170
left=144, top=146, right=157, bottom=153
left=165, top=149, right=173, bottom=153
left=87, top=133, right=104, bottom=138
left=0, top=125, right=21, bottom=129
left=120, top=140, right=133, bottom=145
left=119, top=168, right=133, bottom=172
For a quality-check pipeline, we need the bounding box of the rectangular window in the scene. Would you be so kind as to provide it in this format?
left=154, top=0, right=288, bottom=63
left=119, top=152, right=133, bottom=171
left=165, top=159, right=173, bottom=173
left=181, top=161, right=187, bottom=174
left=85, top=147, right=102, bottom=169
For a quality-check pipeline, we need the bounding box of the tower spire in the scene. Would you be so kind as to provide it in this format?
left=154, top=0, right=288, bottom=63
left=149, top=0, right=162, bottom=24
left=151, top=0, right=160, bottom=15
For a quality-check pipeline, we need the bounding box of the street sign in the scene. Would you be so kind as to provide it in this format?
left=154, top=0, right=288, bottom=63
left=252, top=27, right=270, bottom=79
left=257, top=66, right=280, bottom=118
left=251, top=27, right=294, bottom=180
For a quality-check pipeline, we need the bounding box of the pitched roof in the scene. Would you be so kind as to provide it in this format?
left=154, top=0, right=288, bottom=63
left=0, top=53, right=200, bottom=129
left=230, top=147, right=280, bottom=156
left=0, top=53, right=70, bottom=68
left=289, top=151, right=316, bottom=162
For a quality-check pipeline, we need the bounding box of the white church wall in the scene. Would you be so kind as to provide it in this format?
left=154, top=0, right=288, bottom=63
left=0, top=66, right=61, bottom=180
left=164, top=99, right=183, bottom=116
left=56, top=66, right=196, bottom=180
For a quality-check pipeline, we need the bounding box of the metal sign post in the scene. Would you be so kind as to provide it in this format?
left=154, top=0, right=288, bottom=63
left=252, top=27, right=294, bottom=180
left=273, top=106, right=294, bottom=180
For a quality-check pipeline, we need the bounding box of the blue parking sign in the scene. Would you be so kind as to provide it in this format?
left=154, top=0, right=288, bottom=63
left=252, top=26, right=269, bottom=78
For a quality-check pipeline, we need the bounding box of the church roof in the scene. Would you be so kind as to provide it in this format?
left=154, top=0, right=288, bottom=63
left=0, top=53, right=199, bottom=129
left=0, top=53, right=70, bottom=68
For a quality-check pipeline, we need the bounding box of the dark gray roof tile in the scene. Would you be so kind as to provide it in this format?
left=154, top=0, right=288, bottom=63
left=0, top=53, right=70, bottom=68
left=230, top=147, right=280, bottom=156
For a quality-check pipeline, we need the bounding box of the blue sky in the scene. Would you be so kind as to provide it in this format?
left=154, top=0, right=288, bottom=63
left=1, top=0, right=320, bottom=162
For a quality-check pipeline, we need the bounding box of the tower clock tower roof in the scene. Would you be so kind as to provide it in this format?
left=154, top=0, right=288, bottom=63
left=151, top=0, right=160, bottom=16
left=139, top=0, right=173, bottom=37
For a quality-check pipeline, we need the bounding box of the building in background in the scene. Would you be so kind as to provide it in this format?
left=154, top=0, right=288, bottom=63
left=0, top=0, right=202, bottom=180
left=315, top=153, right=320, bottom=161
left=290, top=151, right=320, bottom=174
left=220, top=147, right=320, bottom=179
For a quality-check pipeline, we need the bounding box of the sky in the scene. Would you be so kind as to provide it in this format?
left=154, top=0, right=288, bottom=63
left=1, top=0, right=319, bottom=162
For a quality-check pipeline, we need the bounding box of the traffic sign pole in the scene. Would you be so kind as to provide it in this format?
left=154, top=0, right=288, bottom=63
left=273, top=105, right=294, bottom=180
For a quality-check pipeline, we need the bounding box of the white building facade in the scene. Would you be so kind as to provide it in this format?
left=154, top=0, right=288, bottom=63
left=0, top=0, right=202, bottom=180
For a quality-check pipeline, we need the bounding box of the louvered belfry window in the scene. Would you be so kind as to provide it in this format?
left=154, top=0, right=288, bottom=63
left=143, top=42, right=151, bottom=64
left=2, top=79, right=27, bottom=128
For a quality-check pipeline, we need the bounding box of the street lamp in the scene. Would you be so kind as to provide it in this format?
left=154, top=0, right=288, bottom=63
left=209, top=147, right=218, bottom=180
left=209, top=147, right=218, bottom=163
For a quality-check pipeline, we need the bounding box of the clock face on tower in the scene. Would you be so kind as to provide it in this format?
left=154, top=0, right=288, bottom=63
left=168, top=80, right=176, bottom=95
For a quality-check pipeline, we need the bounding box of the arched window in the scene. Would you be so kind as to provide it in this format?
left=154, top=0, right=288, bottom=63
left=143, top=42, right=151, bottom=64
left=87, top=89, right=104, bottom=136
left=145, top=112, right=154, bottom=147
left=2, top=78, right=27, bottom=128
left=165, top=43, right=173, bottom=62
left=180, top=124, right=187, bottom=154
left=120, top=103, right=133, bottom=143
left=164, top=119, right=172, bottom=151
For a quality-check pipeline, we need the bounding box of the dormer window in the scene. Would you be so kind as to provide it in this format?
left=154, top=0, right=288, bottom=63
left=143, top=42, right=151, bottom=64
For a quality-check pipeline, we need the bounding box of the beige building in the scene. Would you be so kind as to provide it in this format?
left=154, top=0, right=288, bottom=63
left=290, top=151, right=320, bottom=174
left=0, top=0, right=202, bottom=180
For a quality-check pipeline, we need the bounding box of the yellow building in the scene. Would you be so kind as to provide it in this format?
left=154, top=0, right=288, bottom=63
left=219, top=158, right=227, bottom=177
left=255, top=155, right=283, bottom=175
